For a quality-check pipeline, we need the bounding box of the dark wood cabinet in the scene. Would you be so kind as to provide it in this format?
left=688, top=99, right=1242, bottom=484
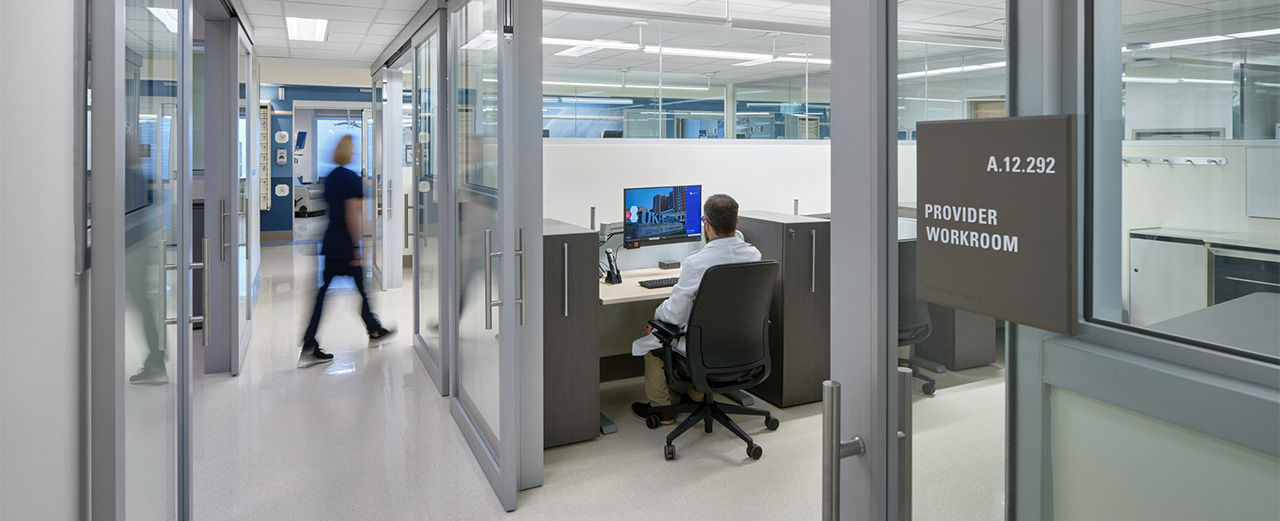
left=542, top=219, right=601, bottom=448
left=738, top=211, right=831, bottom=407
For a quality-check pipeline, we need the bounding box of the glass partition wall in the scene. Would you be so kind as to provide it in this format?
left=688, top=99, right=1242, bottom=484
left=413, top=19, right=448, bottom=394
left=1090, top=0, right=1279, bottom=360
left=541, top=8, right=830, bottom=139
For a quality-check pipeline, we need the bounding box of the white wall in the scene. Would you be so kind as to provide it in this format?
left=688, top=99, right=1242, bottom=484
left=258, top=57, right=373, bottom=88
left=1125, top=82, right=1235, bottom=139
left=543, top=139, right=832, bottom=228
left=1, top=0, right=82, bottom=518
left=1051, top=388, right=1280, bottom=521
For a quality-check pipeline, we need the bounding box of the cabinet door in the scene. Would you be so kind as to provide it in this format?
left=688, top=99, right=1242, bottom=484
left=1129, top=238, right=1208, bottom=326
left=781, top=222, right=830, bottom=405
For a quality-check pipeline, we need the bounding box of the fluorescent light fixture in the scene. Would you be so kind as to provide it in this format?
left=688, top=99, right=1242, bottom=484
left=462, top=30, right=498, bottom=50
left=775, top=56, right=831, bottom=65
left=897, top=61, right=1006, bottom=80
left=1180, top=78, right=1234, bottom=85
left=626, top=84, right=709, bottom=91
left=557, top=97, right=636, bottom=105
left=1147, top=35, right=1231, bottom=49
left=543, top=37, right=640, bottom=51
left=732, top=57, right=777, bottom=67
left=147, top=7, right=179, bottom=34
left=285, top=17, right=328, bottom=42
left=736, top=112, right=772, bottom=116
left=898, top=38, right=1004, bottom=50
left=1121, top=75, right=1177, bottom=84
left=900, top=97, right=962, bottom=103
left=544, top=80, right=708, bottom=91
left=1255, top=82, right=1280, bottom=88
left=1228, top=28, right=1280, bottom=39
left=643, top=45, right=770, bottom=62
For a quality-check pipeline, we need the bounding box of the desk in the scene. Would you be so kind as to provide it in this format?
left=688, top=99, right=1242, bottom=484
left=1149, top=292, right=1280, bottom=361
left=599, top=267, right=681, bottom=305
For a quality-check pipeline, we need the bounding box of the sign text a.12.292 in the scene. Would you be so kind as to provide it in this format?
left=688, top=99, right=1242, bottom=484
left=914, top=115, right=1077, bottom=336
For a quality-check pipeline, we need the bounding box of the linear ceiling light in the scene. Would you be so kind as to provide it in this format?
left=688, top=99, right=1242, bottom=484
left=462, top=30, right=498, bottom=50
left=1227, top=28, right=1280, bottom=39
left=557, top=96, right=636, bottom=104
left=643, top=45, right=771, bottom=62
left=897, top=61, right=1006, bottom=80
left=543, top=80, right=708, bottom=91
left=1147, top=35, right=1231, bottom=49
left=147, top=7, right=179, bottom=34
left=285, top=17, right=328, bottom=42
left=544, top=37, right=641, bottom=51
left=898, top=38, right=1003, bottom=50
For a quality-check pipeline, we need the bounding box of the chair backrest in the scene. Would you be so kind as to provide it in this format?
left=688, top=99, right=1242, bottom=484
left=684, top=261, right=779, bottom=392
left=898, top=240, right=933, bottom=346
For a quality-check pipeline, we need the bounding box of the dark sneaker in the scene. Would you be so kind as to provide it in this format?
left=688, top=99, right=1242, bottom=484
left=630, top=401, right=675, bottom=425
left=129, top=365, right=169, bottom=385
left=368, top=326, right=395, bottom=344
left=298, top=347, right=335, bottom=368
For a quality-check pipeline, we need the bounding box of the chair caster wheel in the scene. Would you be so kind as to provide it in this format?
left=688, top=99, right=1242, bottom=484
left=747, top=444, right=763, bottom=460
left=664, top=444, right=676, bottom=460
left=646, top=415, right=661, bottom=429
left=765, top=417, right=780, bottom=431
left=922, top=382, right=936, bottom=395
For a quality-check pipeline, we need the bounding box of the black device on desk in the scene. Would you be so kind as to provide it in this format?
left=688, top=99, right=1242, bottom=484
left=603, top=248, right=623, bottom=284
left=639, top=277, right=679, bottom=289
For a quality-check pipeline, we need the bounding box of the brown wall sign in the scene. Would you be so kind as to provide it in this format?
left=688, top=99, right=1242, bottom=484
left=916, top=115, right=1077, bottom=335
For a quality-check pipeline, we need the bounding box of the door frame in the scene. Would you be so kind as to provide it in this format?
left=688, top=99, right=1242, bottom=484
left=408, top=10, right=454, bottom=397
left=444, top=0, right=544, bottom=511
left=829, top=0, right=898, bottom=519
left=88, top=0, right=195, bottom=518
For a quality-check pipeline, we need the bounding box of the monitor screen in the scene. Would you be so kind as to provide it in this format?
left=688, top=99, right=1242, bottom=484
left=623, top=185, right=702, bottom=248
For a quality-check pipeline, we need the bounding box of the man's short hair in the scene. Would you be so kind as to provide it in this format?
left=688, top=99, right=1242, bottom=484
left=703, top=194, right=739, bottom=236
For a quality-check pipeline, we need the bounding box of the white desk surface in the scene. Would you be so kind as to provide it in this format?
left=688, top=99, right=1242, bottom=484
left=599, top=267, right=682, bottom=305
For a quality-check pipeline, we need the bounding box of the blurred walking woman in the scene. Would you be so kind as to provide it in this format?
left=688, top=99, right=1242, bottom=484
left=298, top=135, right=394, bottom=367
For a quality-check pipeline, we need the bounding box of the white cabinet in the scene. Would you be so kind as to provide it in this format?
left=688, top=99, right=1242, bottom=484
left=1129, top=237, right=1208, bottom=326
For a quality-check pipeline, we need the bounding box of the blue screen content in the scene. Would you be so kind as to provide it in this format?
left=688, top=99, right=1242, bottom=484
left=623, top=185, right=702, bottom=247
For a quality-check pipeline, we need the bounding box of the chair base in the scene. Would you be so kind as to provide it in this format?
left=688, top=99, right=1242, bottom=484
left=899, top=358, right=937, bottom=395
left=648, top=398, right=779, bottom=460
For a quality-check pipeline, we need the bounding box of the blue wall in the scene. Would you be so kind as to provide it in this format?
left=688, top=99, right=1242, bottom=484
left=260, top=84, right=371, bottom=232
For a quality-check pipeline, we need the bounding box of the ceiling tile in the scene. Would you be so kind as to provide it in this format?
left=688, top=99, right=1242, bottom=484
left=282, top=3, right=378, bottom=22
left=243, top=0, right=283, bottom=16
left=375, top=9, right=417, bottom=24
left=250, top=14, right=285, bottom=29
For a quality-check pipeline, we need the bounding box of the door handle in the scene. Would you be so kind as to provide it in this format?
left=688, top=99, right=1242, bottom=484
left=822, top=380, right=866, bottom=521
left=896, top=367, right=913, bottom=519
left=220, top=199, right=231, bottom=262
left=404, top=193, right=414, bottom=249
left=164, top=239, right=210, bottom=345
left=563, top=242, right=569, bottom=317
left=810, top=229, right=817, bottom=293
left=484, top=229, right=501, bottom=330
left=515, top=228, right=525, bottom=326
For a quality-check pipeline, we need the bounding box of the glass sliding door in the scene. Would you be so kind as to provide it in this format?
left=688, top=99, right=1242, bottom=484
left=236, top=37, right=253, bottom=365
left=107, top=0, right=189, bottom=518
left=413, top=15, right=449, bottom=394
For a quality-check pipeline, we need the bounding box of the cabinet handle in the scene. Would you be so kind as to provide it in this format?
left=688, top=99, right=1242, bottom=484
left=563, top=242, right=569, bottom=317
left=810, top=229, right=817, bottom=293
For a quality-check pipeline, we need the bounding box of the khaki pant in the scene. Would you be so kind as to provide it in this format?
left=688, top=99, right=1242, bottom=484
left=644, top=351, right=705, bottom=406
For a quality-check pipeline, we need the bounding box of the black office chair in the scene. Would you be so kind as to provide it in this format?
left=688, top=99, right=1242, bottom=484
left=644, top=261, right=780, bottom=461
left=898, top=240, right=936, bottom=395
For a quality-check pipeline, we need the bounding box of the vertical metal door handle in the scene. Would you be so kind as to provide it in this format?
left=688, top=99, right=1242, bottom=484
left=200, top=238, right=210, bottom=346
left=810, top=229, right=817, bottom=293
left=484, top=229, right=501, bottom=330
left=404, top=194, right=413, bottom=249
left=514, top=228, right=526, bottom=326
left=563, top=242, right=569, bottom=317
left=897, top=367, right=913, bottom=519
left=220, top=199, right=231, bottom=262
left=823, top=380, right=865, bottom=521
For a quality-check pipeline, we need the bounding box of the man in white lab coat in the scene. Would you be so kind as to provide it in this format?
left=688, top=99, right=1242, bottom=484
left=631, top=194, right=762, bottom=425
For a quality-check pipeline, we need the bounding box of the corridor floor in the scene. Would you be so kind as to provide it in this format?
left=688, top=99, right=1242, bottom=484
left=193, top=243, right=1004, bottom=520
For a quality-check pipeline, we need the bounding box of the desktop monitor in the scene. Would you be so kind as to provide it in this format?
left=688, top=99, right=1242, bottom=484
left=622, top=185, right=702, bottom=249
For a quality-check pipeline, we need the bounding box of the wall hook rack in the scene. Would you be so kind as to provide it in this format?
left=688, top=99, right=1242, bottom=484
left=1122, top=156, right=1228, bottom=166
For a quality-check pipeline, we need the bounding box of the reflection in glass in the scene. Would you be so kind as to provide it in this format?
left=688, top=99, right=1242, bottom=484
left=455, top=0, right=502, bottom=447
left=541, top=9, right=830, bottom=139
left=124, top=0, right=180, bottom=518
left=416, top=33, right=443, bottom=361
left=1092, top=0, right=1279, bottom=360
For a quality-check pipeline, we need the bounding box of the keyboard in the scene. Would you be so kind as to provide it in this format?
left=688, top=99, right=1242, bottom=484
left=639, top=277, right=679, bottom=289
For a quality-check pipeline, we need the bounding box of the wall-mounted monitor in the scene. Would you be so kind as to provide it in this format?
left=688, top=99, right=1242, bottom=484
left=623, top=185, right=702, bottom=249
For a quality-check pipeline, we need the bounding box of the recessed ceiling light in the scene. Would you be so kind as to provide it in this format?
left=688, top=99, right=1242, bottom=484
left=147, top=7, right=179, bottom=34
left=286, top=17, right=328, bottom=42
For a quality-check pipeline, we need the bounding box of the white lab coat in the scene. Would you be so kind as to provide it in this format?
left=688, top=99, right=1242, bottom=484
left=632, top=236, right=763, bottom=356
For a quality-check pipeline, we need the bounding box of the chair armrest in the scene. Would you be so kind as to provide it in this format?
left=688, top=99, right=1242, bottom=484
left=647, top=320, right=684, bottom=343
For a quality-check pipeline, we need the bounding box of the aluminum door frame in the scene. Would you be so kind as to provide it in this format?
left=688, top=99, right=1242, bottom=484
left=445, top=0, right=544, bottom=511
left=88, top=0, right=195, bottom=517
left=409, top=11, right=454, bottom=396
left=827, top=0, right=898, bottom=519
